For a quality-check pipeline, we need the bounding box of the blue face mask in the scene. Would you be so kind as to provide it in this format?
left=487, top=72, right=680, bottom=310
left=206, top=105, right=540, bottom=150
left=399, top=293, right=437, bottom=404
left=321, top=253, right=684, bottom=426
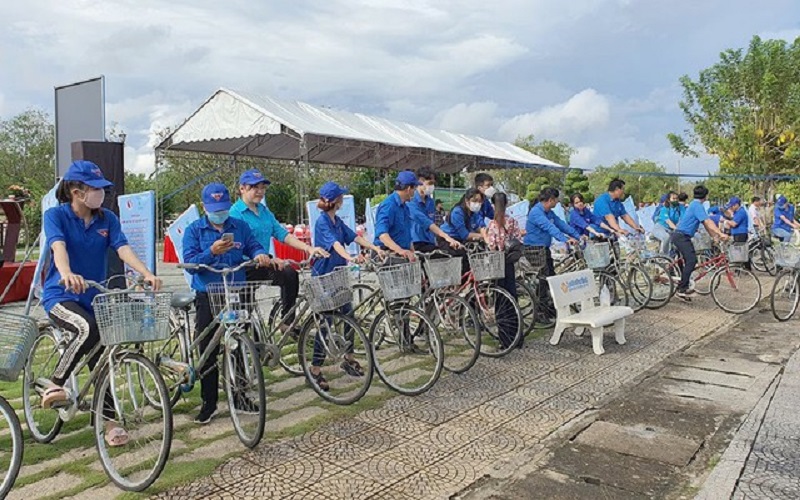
left=207, top=210, right=229, bottom=225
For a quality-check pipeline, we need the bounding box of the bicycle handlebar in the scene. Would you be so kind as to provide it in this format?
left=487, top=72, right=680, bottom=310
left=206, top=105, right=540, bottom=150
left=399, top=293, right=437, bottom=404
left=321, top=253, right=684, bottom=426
left=177, top=259, right=258, bottom=274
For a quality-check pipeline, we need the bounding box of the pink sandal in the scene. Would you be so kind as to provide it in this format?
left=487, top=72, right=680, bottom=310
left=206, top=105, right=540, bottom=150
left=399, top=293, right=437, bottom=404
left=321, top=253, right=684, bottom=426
left=41, top=386, right=68, bottom=409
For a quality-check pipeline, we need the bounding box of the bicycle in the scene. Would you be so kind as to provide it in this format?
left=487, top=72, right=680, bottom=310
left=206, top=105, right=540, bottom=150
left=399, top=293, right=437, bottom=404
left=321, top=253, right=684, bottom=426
left=0, top=312, right=37, bottom=498
left=23, top=279, right=173, bottom=491
left=588, top=236, right=653, bottom=311
left=749, top=228, right=777, bottom=276
left=515, top=246, right=559, bottom=331
left=163, top=260, right=267, bottom=448
left=417, top=251, right=481, bottom=374
left=771, top=243, right=800, bottom=321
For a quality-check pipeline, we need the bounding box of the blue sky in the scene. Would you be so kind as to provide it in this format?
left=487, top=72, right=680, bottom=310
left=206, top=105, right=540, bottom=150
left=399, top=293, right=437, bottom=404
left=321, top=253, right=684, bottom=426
left=2, top=0, right=799, bottom=175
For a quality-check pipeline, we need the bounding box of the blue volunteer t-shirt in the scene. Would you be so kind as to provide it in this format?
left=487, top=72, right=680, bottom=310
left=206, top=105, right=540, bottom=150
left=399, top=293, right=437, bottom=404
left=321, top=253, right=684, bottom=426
left=773, top=204, right=795, bottom=234
left=408, top=191, right=436, bottom=245
left=373, top=192, right=412, bottom=250
left=729, top=207, right=749, bottom=235
left=440, top=205, right=485, bottom=242
left=675, top=200, right=709, bottom=237
left=312, top=214, right=357, bottom=276
left=42, top=205, right=129, bottom=314
left=592, top=192, right=627, bottom=222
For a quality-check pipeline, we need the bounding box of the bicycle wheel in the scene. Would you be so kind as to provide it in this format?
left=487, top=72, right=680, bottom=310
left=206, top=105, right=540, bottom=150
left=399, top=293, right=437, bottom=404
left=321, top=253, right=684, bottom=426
left=224, top=333, right=266, bottom=448
left=710, top=267, right=762, bottom=314
left=596, top=272, right=629, bottom=307
left=642, top=258, right=674, bottom=309
left=263, top=301, right=303, bottom=376
left=299, top=311, right=374, bottom=405
left=425, top=292, right=480, bottom=374
left=770, top=269, right=800, bottom=321
left=692, top=254, right=714, bottom=295
left=0, top=396, right=23, bottom=498
left=624, top=264, right=653, bottom=311
left=23, top=328, right=63, bottom=444
left=94, top=353, right=172, bottom=491
left=369, top=304, right=443, bottom=396
left=514, top=277, right=536, bottom=336
left=467, top=284, right=523, bottom=358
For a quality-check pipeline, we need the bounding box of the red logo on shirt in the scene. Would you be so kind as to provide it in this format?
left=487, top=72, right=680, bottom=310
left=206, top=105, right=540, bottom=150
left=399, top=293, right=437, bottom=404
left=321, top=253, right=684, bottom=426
left=97, top=229, right=108, bottom=238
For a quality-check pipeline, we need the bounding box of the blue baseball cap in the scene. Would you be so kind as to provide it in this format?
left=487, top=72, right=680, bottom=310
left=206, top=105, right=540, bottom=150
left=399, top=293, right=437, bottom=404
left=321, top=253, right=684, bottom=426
left=659, top=194, right=669, bottom=203
left=239, top=169, right=271, bottom=186
left=395, top=170, right=422, bottom=187
left=777, top=195, right=788, bottom=208
left=201, top=183, right=232, bottom=212
left=63, top=160, right=113, bottom=189
left=319, top=181, right=348, bottom=201
left=725, top=196, right=741, bottom=210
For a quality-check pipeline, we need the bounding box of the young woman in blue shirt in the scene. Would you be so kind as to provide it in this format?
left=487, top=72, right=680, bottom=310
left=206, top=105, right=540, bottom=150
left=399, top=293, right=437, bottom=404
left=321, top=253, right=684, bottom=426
left=40, top=161, right=161, bottom=446
left=309, top=182, right=384, bottom=390
left=439, top=188, right=487, bottom=273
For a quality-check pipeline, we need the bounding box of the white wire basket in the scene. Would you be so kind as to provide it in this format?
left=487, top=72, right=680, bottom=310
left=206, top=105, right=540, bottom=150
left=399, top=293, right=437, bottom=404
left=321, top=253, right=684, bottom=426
left=0, top=312, right=37, bottom=381
left=583, top=242, right=611, bottom=269
left=468, top=251, right=505, bottom=281
left=521, top=247, right=549, bottom=273
left=692, top=231, right=712, bottom=251
left=376, top=261, right=422, bottom=301
left=423, top=257, right=462, bottom=289
left=93, top=291, right=172, bottom=346
left=775, top=243, right=800, bottom=268
left=206, top=281, right=273, bottom=324
left=727, top=243, right=749, bottom=263
left=304, top=267, right=353, bottom=313
left=619, top=237, right=647, bottom=259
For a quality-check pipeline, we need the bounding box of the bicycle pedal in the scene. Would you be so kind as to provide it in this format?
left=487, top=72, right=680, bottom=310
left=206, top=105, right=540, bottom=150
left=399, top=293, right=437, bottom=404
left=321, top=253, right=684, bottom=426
left=263, top=344, right=280, bottom=368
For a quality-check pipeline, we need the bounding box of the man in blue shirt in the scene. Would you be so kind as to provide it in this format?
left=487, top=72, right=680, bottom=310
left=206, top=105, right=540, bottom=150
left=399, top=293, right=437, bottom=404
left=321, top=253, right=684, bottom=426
left=408, top=167, right=461, bottom=253
left=670, top=185, right=729, bottom=301
left=230, top=169, right=328, bottom=338
left=593, top=179, right=645, bottom=235
left=374, top=170, right=420, bottom=260
left=724, top=196, right=750, bottom=270
left=474, top=172, right=496, bottom=220
left=183, top=182, right=271, bottom=424
left=772, top=195, right=799, bottom=242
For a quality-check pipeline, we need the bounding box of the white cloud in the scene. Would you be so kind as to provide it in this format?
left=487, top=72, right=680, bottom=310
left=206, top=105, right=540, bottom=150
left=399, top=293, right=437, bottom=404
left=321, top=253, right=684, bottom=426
left=432, top=101, right=499, bottom=136
left=498, top=89, right=611, bottom=141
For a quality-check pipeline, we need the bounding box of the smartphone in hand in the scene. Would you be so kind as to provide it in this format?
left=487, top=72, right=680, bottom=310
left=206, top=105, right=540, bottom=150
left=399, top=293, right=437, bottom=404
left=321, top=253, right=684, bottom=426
left=221, top=233, right=234, bottom=243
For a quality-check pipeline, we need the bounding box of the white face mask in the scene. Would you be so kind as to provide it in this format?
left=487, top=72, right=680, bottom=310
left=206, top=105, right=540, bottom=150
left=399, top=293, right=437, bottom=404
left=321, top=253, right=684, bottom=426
left=468, top=202, right=482, bottom=213
left=82, top=189, right=105, bottom=209
left=483, top=186, right=497, bottom=198
left=424, top=184, right=435, bottom=197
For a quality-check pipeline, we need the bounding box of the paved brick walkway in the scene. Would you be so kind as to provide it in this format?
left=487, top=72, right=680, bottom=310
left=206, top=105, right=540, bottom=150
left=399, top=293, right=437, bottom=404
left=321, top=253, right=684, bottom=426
left=154, top=297, right=737, bottom=499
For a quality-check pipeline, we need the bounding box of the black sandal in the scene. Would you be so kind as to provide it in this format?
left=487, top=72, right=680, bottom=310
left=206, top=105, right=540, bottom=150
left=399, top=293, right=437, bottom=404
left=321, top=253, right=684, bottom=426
left=340, top=359, right=364, bottom=377
left=310, top=371, right=330, bottom=391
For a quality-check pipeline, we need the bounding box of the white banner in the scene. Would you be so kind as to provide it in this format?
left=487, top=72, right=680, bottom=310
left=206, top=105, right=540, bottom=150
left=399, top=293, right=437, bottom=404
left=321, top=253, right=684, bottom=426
left=118, top=191, right=156, bottom=275
left=26, top=183, right=61, bottom=313
left=552, top=202, right=567, bottom=222
left=638, top=205, right=657, bottom=235
left=365, top=198, right=379, bottom=246
left=619, top=196, right=638, bottom=233
left=506, top=200, right=529, bottom=227
left=167, top=204, right=200, bottom=286
left=306, top=195, right=357, bottom=254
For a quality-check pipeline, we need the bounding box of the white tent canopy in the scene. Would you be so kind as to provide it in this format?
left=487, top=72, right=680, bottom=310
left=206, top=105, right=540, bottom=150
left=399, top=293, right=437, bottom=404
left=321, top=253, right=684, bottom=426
left=157, top=88, right=563, bottom=174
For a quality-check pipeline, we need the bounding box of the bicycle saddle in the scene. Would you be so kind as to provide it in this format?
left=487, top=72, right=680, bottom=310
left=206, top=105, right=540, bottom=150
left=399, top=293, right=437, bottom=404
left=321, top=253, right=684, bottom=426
left=170, top=291, right=196, bottom=310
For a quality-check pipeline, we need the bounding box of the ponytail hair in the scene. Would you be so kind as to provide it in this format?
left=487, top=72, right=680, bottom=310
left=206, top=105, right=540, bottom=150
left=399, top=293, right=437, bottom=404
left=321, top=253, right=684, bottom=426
left=317, top=198, right=337, bottom=212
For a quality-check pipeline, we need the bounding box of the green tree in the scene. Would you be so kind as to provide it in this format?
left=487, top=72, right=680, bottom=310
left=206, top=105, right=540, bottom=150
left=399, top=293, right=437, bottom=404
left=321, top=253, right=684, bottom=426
left=587, top=159, right=672, bottom=204
left=669, top=35, right=800, bottom=195
left=562, top=169, right=592, bottom=203
left=703, top=175, right=750, bottom=205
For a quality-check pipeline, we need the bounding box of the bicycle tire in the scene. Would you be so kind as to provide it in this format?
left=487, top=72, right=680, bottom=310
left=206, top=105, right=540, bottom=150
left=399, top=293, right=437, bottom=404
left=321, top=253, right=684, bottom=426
left=642, top=258, right=674, bottom=309
left=23, top=328, right=64, bottom=444
left=298, top=311, right=374, bottom=405
left=710, top=267, right=762, bottom=314
left=770, top=269, right=800, bottom=322
left=514, top=277, right=537, bottom=336
left=692, top=254, right=714, bottom=295
left=148, top=308, right=191, bottom=408
left=369, top=304, right=443, bottom=396
left=264, top=301, right=304, bottom=376
left=94, top=353, right=172, bottom=491
left=466, top=284, right=523, bottom=358
left=424, top=292, right=481, bottom=374
left=0, top=395, right=23, bottom=498
left=624, top=264, right=653, bottom=311
left=596, top=272, right=630, bottom=307
left=225, top=333, right=266, bottom=448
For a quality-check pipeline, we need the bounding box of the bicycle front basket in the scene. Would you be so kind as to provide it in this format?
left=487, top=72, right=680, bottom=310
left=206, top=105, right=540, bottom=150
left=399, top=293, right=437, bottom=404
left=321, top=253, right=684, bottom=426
left=727, top=242, right=749, bottom=263
left=692, top=231, right=712, bottom=251
left=376, top=261, right=422, bottom=301
left=305, top=267, right=353, bottom=313
left=93, top=291, right=172, bottom=346
left=206, top=281, right=273, bottom=323
left=468, top=251, right=505, bottom=281
left=776, top=243, right=800, bottom=268
left=583, top=242, right=611, bottom=269
left=423, top=257, right=462, bottom=289
left=0, top=312, right=38, bottom=381
left=521, top=247, right=548, bottom=273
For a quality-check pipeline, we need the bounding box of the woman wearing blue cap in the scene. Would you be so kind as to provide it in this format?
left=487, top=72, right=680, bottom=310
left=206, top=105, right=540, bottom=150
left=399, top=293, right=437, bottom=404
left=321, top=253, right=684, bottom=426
left=40, top=160, right=161, bottom=446
left=772, top=196, right=800, bottom=242
left=309, top=182, right=385, bottom=390
left=230, top=169, right=329, bottom=338
left=182, top=182, right=272, bottom=424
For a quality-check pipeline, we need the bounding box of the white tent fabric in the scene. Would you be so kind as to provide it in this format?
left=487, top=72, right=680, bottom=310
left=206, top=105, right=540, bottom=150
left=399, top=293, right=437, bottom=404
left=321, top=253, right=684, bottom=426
left=157, top=88, right=563, bottom=174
